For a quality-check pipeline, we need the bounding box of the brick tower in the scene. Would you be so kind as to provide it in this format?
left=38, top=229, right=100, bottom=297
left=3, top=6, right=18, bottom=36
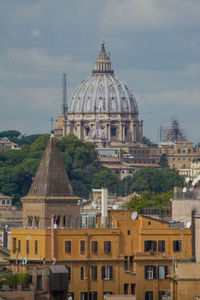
left=22, top=134, right=80, bottom=228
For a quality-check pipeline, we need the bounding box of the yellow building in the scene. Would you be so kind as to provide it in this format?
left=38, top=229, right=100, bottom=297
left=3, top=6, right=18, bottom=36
left=10, top=213, right=191, bottom=300
left=9, top=133, right=192, bottom=300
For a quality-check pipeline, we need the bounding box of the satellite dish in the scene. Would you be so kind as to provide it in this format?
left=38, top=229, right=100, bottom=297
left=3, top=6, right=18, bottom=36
left=131, top=211, right=138, bottom=220
left=186, top=221, right=192, bottom=229
left=185, top=177, right=190, bottom=183
left=92, top=201, right=98, bottom=209
left=183, top=187, right=187, bottom=193
left=112, top=204, right=118, bottom=210
left=198, top=175, right=200, bottom=181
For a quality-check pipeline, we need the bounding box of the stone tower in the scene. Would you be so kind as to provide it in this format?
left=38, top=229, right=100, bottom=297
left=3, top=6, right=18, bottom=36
left=22, top=134, right=80, bottom=228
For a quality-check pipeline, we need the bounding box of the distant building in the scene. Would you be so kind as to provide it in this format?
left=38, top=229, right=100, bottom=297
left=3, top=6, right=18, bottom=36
left=0, top=140, right=20, bottom=152
left=0, top=193, right=12, bottom=207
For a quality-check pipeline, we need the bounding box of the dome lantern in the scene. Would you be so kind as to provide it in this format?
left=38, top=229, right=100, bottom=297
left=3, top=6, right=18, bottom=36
left=93, top=42, right=114, bottom=74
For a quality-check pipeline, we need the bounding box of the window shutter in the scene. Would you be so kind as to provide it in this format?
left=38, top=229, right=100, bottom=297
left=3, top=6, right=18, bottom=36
left=173, top=240, right=176, bottom=251
left=80, top=241, right=85, bottom=253
left=92, top=241, right=94, bottom=253
left=153, top=266, right=156, bottom=279
left=108, top=241, right=111, bottom=253
left=158, top=240, right=165, bottom=252
left=95, top=242, right=98, bottom=253
left=110, top=266, right=113, bottom=279
left=145, top=266, right=148, bottom=279
left=153, top=241, right=157, bottom=252
left=165, top=266, right=168, bottom=278
left=104, top=241, right=108, bottom=253
left=95, top=266, right=97, bottom=280
left=144, top=241, right=148, bottom=252
left=156, top=266, right=159, bottom=279
left=179, top=240, right=182, bottom=251
left=102, top=266, right=105, bottom=279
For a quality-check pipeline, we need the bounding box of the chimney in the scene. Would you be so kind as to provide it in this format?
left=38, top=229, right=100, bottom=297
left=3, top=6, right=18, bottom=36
left=101, top=188, right=108, bottom=228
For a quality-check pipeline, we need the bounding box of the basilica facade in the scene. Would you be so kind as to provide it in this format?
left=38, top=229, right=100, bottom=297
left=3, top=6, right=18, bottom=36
left=55, top=42, right=143, bottom=149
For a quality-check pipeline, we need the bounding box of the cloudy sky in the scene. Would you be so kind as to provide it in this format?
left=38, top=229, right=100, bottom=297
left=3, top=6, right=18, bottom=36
left=1, top=0, right=200, bottom=143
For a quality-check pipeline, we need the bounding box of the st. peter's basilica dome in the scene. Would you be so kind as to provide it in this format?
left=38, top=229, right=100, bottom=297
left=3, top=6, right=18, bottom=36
left=68, top=42, right=138, bottom=115
left=55, top=42, right=143, bottom=149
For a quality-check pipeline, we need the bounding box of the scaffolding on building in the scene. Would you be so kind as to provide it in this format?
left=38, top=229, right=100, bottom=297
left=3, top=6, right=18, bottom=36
left=160, top=118, right=186, bottom=143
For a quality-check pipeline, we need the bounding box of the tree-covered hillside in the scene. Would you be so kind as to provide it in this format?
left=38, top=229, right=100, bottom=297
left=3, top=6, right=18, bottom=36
left=0, top=132, right=184, bottom=208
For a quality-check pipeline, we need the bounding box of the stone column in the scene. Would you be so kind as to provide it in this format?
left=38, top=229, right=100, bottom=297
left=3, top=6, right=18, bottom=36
left=139, top=120, right=143, bottom=141
left=122, top=124, right=125, bottom=142
left=77, top=122, right=82, bottom=139
left=119, top=122, right=123, bottom=142
left=107, top=123, right=111, bottom=142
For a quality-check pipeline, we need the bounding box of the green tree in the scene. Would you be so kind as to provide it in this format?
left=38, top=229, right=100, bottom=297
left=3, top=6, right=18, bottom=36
left=0, top=130, right=21, bottom=139
left=142, top=136, right=157, bottom=147
left=159, top=153, right=169, bottom=168
left=117, top=167, right=184, bottom=196
left=92, top=168, right=119, bottom=194
left=126, top=191, right=172, bottom=213
left=30, top=134, right=50, bottom=152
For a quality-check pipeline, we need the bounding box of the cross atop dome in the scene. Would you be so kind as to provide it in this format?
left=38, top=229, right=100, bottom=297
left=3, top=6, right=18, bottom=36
left=93, top=42, right=114, bottom=74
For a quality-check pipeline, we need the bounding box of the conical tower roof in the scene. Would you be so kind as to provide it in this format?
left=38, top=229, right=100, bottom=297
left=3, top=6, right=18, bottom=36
left=28, top=134, right=74, bottom=197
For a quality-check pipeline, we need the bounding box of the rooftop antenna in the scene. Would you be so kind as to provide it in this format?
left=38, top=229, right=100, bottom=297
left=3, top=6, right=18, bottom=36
left=62, top=73, right=68, bottom=117
left=50, top=116, right=54, bottom=131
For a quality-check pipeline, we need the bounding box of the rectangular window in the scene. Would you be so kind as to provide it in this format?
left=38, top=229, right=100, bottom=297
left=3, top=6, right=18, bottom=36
left=130, top=256, right=134, bottom=269
left=18, top=240, right=21, bottom=253
left=91, top=241, right=98, bottom=254
left=145, top=266, right=156, bottom=279
left=158, top=266, right=168, bottom=279
left=80, top=240, right=85, bottom=254
left=124, top=284, right=129, bottom=295
left=26, top=240, right=29, bottom=255
left=102, top=266, right=113, bottom=280
left=144, top=241, right=157, bottom=252
left=35, top=240, right=38, bottom=255
left=145, top=291, right=153, bottom=300
left=80, top=267, right=84, bottom=280
left=81, top=292, right=88, bottom=300
left=173, top=240, right=182, bottom=252
left=158, top=241, right=165, bottom=252
left=124, top=256, right=128, bottom=270
left=91, top=266, right=97, bottom=280
left=104, top=241, right=111, bottom=253
left=131, top=284, right=135, bottom=295
left=90, top=292, right=97, bottom=300
left=65, top=241, right=71, bottom=253
left=13, top=238, right=16, bottom=253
